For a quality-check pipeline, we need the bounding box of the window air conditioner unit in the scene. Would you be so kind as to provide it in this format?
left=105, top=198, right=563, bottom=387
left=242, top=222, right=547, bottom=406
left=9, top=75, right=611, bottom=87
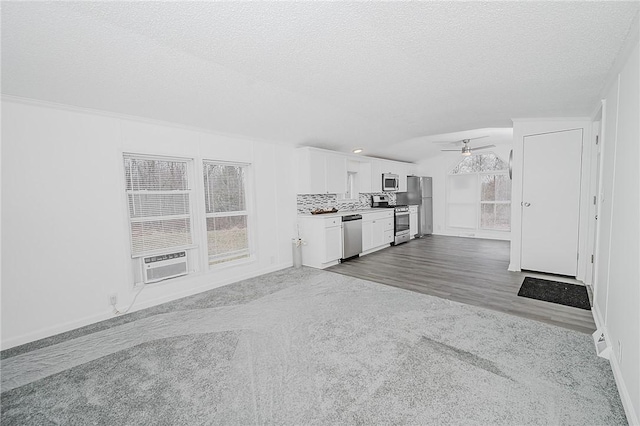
left=143, top=251, right=188, bottom=284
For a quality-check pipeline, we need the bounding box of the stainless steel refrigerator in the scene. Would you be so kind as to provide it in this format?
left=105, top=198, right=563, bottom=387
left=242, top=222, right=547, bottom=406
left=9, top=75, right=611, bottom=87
left=398, top=176, right=433, bottom=237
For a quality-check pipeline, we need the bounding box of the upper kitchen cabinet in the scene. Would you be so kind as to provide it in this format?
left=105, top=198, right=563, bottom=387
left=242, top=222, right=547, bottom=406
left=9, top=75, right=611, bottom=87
left=396, top=163, right=408, bottom=192
left=325, top=153, right=348, bottom=194
left=296, top=146, right=415, bottom=195
left=358, top=161, right=372, bottom=193
left=370, top=159, right=383, bottom=192
left=296, top=147, right=347, bottom=194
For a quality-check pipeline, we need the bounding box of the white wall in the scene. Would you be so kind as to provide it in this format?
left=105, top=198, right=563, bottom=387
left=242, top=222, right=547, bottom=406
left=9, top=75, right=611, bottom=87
left=593, top=41, right=639, bottom=425
left=415, top=145, right=512, bottom=241
left=1, top=99, right=296, bottom=349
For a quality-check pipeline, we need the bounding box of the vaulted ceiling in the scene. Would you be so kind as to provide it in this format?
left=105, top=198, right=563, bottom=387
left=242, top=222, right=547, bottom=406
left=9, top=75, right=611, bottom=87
left=2, top=2, right=638, bottom=162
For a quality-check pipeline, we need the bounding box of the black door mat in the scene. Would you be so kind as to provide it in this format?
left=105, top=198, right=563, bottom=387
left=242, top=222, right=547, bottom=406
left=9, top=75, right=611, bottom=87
left=517, top=277, right=591, bottom=310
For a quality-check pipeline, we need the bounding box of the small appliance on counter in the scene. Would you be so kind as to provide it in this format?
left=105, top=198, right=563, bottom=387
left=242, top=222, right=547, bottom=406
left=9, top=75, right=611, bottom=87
left=371, top=195, right=410, bottom=245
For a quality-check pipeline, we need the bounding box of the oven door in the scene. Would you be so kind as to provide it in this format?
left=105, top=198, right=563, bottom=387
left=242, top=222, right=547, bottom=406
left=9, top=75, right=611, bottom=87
left=395, top=212, right=410, bottom=234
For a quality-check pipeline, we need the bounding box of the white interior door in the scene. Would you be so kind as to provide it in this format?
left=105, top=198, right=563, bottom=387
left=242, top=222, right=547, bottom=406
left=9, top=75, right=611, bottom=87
left=521, top=129, right=583, bottom=276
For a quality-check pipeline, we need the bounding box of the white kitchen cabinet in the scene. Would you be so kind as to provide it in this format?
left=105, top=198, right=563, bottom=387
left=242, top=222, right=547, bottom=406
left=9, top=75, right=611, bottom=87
left=361, top=210, right=394, bottom=253
left=397, top=163, right=408, bottom=192
left=409, top=205, right=418, bottom=239
left=297, top=147, right=414, bottom=195
left=324, top=223, right=343, bottom=263
left=306, top=151, right=326, bottom=194
left=371, top=220, right=386, bottom=247
left=370, top=159, right=382, bottom=193
left=296, top=148, right=347, bottom=194
left=325, top=153, right=347, bottom=194
left=298, top=215, right=343, bottom=269
left=358, top=161, right=372, bottom=193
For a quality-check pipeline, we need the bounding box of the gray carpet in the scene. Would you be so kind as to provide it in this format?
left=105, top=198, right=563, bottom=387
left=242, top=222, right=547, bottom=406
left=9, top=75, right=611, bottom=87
left=0, top=268, right=627, bottom=425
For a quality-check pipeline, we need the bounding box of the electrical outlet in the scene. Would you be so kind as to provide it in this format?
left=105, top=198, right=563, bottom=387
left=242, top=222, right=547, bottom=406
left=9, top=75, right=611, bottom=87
left=109, top=294, right=118, bottom=306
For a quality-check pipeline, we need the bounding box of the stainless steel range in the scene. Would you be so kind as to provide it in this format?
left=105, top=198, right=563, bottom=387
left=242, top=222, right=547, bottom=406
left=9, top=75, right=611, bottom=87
left=371, top=195, right=410, bottom=245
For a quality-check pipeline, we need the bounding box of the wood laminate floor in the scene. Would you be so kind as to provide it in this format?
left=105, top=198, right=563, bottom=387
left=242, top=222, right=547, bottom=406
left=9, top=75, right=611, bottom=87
left=327, top=235, right=596, bottom=334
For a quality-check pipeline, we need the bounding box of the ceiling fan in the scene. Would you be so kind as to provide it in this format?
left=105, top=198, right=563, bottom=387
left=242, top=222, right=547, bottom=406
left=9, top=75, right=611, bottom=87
left=436, top=136, right=495, bottom=156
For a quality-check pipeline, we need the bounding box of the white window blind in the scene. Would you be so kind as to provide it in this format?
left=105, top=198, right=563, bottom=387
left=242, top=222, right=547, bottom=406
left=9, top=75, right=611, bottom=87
left=203, top=161, right=250, bottom=265
left=124, top=156, right=193, bottom=256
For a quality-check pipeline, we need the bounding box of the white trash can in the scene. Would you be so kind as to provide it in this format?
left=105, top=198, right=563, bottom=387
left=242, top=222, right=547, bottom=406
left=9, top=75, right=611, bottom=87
left=292, top=238, right=303, bottom=268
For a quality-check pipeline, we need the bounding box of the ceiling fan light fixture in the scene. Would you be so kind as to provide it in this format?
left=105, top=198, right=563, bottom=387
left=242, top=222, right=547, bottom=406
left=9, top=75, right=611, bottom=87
left=461, top=145, right=472, bottom=156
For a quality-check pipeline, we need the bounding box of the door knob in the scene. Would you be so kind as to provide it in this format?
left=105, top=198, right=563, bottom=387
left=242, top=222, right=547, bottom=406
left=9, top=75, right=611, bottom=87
left=522, top=202, right=531, bottom=207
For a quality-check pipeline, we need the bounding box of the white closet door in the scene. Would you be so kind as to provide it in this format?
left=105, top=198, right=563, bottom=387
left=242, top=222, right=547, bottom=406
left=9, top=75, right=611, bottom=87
left=521, top=129, right=583, bottom=276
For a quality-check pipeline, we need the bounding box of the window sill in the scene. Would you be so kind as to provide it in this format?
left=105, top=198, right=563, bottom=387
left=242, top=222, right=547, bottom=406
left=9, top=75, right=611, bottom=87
left=208, top=254, right=256, bottom=271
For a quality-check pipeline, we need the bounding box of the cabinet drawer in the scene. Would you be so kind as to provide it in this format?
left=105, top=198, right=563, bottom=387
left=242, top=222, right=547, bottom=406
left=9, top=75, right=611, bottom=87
left=383, top=219, right=394, bottom=230
left=324, top=217, right=341, bottom=227
left=362, top=210, right=393, bottom=222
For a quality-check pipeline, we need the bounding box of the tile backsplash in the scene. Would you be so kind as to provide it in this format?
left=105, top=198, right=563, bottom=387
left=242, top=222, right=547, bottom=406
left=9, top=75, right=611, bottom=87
left=297, top=192, right=397, bottom=214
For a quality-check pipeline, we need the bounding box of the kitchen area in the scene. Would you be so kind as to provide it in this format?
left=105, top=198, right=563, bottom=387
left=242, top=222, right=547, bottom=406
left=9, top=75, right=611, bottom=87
left=295, top=147, right=432, bottom=269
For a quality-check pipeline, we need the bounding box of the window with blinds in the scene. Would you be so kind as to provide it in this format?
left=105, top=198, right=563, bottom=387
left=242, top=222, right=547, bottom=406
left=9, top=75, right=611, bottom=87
left=124, top=155, right=193, bottom=256
left=203, top=161, right=250, bottom=265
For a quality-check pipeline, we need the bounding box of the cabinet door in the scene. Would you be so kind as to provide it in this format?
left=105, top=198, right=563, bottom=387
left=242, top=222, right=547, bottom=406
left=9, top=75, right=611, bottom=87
left=370, top=160, right=382, bottom=193
left=326, top=154, right=347, bottom=194
left=362, top=219, right=374, bottom=251
left=324, top=225, right=343, bottom=262
left=397, top=163, right=408, bottom=192
left=307, top=150, right=327, bottom=194
left=371, top=219, right=385, bottom=247
left=359, top=161, right=372, bottom=193
left=410, top=212, right=418, bottom=237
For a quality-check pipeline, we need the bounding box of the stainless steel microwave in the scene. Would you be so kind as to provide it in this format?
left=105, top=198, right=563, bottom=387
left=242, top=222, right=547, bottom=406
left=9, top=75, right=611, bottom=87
left=382, top=173, right=399, bottom=192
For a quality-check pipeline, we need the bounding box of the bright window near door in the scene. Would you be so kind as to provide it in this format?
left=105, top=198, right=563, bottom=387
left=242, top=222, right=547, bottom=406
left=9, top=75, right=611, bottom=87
left=447, top=153, right=511, bottom=231
left=203, top=161, right=250, bottom=265
left=124, top=155, right=193, bottom=256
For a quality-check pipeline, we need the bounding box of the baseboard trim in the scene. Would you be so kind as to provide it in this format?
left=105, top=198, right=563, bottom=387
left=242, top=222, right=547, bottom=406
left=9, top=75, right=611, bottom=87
left=433, top=230, right=510, bottom=241
left=609, top=348, right=639, bottom=426
left=1, top=262, right=292, bottom=350
left=591, top=305, right=638, bottom=425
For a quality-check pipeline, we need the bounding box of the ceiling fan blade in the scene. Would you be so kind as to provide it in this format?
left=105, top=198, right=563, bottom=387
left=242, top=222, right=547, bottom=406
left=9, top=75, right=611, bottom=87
left=467, top=135, right=489, bottom=141
left=472, top=144, right=496, bottom=150
left=441, top=149, right=461, bottom=151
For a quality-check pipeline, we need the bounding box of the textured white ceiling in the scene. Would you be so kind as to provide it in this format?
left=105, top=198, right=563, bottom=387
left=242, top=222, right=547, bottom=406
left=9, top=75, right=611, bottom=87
left=2, top=1, right=638, bottom=162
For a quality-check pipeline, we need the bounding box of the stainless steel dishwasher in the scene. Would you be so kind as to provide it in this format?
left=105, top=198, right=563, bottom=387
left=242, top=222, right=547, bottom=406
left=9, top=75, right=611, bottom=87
left=341, top=214, right=363, bottom=261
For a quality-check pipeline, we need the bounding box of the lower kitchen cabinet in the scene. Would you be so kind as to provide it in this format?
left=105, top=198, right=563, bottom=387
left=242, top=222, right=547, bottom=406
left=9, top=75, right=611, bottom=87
left=298, top=216, right=343, bottom=269
left=324, top=224, right=343, bottom=263
left=409, top=205, right=418, bottom=238
left=297, top=210, right=394, bottom=270
left=362, top=210, right=394, bottom=253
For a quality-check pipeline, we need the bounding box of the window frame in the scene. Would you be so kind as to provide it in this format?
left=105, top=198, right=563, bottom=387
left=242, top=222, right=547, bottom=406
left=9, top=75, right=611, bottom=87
left=478, top=171, right=511, bottom=231
left=201, top=159, right=254, bottom=268
left=445, top=152, right=511, bottom=233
